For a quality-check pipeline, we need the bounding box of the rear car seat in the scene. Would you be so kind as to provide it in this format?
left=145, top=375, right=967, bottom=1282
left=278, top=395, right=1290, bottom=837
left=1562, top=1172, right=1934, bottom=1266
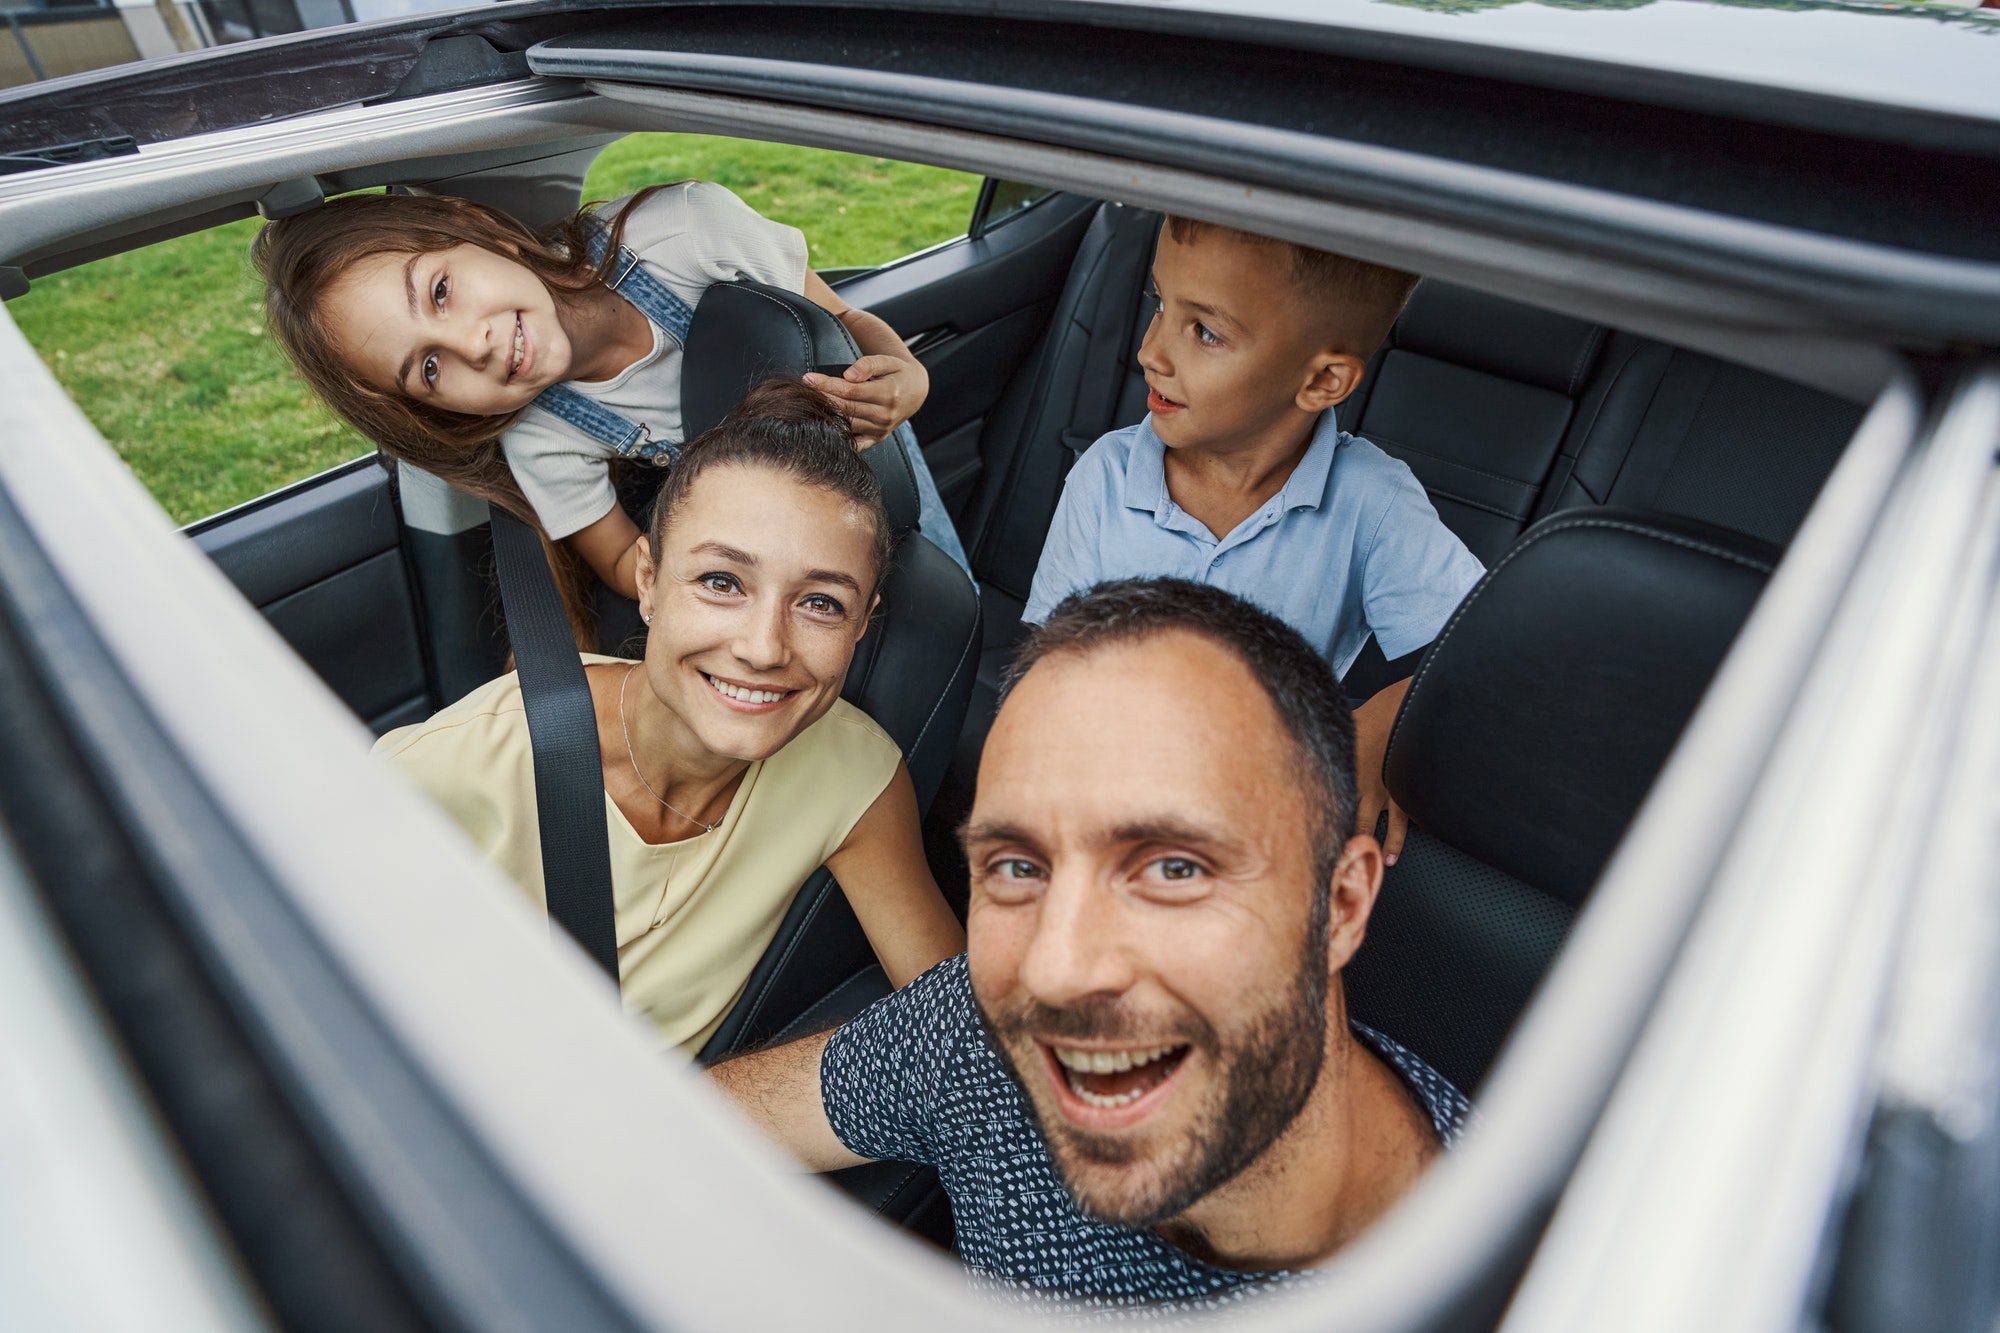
left=932, top=197, right=1865, bottom=896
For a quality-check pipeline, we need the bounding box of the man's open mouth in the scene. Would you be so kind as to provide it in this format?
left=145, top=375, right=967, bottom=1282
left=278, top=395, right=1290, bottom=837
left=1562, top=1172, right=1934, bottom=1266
left=1046, top=1042, right=1190, bottom=1111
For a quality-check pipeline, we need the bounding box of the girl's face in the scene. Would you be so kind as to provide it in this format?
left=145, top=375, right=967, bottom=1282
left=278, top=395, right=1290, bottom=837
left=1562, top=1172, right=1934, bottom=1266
left=635, top=464, right=881, bottom=763
left=321, top=242, right=574, bottom=418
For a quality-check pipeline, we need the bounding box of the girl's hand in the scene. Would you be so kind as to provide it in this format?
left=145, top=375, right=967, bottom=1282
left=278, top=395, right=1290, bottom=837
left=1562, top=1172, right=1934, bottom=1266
left=804, top=354, right=930, bottom=449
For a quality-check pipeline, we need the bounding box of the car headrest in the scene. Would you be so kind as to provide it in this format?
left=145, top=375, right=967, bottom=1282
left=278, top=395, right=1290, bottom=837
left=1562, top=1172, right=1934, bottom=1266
left=681, top=280, right=921, bottom=538
left=1392, top=280, right=1606, bottom=398
left=1383, top=508, right=1779, bottom=905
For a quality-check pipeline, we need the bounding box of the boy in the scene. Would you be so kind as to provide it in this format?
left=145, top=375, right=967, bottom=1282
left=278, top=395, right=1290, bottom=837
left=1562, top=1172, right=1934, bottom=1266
left=1024, top=217, right=1484, bottom=862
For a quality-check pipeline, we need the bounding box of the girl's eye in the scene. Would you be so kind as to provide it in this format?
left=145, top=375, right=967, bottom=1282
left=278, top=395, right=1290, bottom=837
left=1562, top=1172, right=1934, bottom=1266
left=1194, top=322, right=1221, bottom=347
left=431, top=275, right=449, bottom=308
left=420, top=354, right=439, bottom=388
left=801, top=592, right=846, bottom=617
left=698, top=572, right=741, bottom=596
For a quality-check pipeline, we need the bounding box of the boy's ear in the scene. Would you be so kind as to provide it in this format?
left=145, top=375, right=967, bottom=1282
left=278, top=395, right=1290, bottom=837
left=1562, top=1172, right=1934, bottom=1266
left=1298, top=352, right=1367, bottom=414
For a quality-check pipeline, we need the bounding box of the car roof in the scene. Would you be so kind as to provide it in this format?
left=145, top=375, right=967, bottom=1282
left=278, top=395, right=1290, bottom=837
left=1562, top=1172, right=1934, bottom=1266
left=1, top=0, right=1996, bottom=161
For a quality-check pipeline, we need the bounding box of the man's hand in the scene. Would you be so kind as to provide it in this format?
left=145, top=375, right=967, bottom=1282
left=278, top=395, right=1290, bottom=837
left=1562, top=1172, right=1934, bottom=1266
left=804, top=352, right=929, bottom=449
left=1352, top=678, right=1414, bottom=865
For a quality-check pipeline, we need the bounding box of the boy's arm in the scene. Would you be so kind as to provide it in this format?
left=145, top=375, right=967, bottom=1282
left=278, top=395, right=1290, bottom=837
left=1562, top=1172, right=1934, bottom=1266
left=801, top=270, right=930, bottom=448
left=1353, top=677, right=1413, bottom=864
left=564, top=506, right=645, bottom=602
left=1023, top=459, right=1108, bottom=624
left=709, top=1032, right=873, bottom=1173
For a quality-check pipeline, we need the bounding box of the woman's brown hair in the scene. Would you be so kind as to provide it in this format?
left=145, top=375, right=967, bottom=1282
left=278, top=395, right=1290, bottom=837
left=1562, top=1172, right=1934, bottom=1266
left=648, top=379, right=893, bottom=599
left=251, top=185, right=673, bottom=524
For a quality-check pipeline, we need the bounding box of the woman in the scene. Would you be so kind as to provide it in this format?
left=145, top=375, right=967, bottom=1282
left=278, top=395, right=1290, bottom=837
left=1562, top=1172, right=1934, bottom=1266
left=376, top=380, right=965, bottom=1053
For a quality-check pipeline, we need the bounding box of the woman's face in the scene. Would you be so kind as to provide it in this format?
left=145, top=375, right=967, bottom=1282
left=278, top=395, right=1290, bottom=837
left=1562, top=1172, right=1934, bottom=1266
left=636, top=464, right=881, bottom=762
left=321, top=242, right=573, bottom=418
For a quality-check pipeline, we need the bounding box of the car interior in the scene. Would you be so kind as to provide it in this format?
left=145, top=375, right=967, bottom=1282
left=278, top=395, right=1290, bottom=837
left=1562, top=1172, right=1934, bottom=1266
left=162, top=135, right=1874, bottom=1257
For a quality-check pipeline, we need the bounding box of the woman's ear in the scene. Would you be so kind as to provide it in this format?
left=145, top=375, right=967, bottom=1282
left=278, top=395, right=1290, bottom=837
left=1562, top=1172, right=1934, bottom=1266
left=634, top=535, right=657, bottom=624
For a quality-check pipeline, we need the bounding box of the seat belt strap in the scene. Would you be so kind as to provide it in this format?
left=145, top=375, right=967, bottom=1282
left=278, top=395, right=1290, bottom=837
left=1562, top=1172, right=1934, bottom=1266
left=488, top=508, right=620, bottom=982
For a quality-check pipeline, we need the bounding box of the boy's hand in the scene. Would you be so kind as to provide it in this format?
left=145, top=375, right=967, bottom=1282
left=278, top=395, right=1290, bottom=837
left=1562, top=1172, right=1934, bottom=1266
left=1353, top=679, right=1414, bottom=865
left=804, top=353, right=929, bottom=449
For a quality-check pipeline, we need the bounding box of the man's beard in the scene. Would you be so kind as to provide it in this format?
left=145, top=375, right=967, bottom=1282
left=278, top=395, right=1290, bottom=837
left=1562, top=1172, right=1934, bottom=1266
left=977, top=917, right=1331, bottom=1229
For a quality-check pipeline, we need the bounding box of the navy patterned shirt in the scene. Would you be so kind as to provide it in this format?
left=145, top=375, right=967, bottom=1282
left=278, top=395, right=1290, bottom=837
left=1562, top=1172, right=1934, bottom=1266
left=820, top=955, right=1471, bottom=1317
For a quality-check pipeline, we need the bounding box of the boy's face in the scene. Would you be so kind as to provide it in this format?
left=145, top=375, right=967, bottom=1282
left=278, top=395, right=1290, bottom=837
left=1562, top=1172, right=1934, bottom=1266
left=1136, top=227, right=1361, bottom=454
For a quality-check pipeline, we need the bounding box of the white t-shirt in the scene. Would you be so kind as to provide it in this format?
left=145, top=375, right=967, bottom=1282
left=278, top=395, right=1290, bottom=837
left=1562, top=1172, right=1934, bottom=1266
left=501, top=182, right=810, bottom=539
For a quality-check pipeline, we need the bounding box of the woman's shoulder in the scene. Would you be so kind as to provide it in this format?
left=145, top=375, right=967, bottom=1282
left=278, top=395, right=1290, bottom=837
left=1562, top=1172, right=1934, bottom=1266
left=372, top=656, right=627, bottom=765
left=767, top=699, right=901, bottom=784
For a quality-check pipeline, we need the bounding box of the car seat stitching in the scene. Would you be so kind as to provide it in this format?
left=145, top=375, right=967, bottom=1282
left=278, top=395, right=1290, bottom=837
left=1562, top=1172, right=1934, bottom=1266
left=742, top=877, right=835, bottom=1029
left=1366, top=435, right=1544, bottom=491
left=872, top=1165, right=927, bottom=1215
left=909, top=596, right=980, bottom=762
left=732, top=284, right=815, bottom=369
left=1551, top=342, right=1643, bottom=511
left=1383, top=517, right=1775, bottom=773
left=1567, top=326, right=1606, bottom=399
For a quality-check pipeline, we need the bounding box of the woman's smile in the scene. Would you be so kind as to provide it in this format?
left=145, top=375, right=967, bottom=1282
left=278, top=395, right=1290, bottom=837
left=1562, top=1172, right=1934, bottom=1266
left=699, top=669, right=799, bottom=714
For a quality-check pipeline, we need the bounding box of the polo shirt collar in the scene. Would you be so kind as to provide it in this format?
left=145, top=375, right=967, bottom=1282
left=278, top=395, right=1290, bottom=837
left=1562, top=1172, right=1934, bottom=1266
left=1121, top=411, right=1348, bottom=517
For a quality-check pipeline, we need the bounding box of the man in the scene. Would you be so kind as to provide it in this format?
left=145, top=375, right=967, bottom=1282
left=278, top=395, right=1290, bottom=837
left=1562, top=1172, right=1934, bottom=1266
left=712, top=578, right=1468, bottom=1314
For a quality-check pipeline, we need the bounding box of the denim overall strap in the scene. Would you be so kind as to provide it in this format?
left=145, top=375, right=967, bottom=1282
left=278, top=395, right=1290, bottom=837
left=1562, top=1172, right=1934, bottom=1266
left=526, top=223, right=696, bottom=466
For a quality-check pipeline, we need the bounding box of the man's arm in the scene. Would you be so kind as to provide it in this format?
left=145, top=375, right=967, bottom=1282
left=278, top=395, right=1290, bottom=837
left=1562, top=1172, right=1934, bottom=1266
left=708, top=1031, right=873, bottom=1173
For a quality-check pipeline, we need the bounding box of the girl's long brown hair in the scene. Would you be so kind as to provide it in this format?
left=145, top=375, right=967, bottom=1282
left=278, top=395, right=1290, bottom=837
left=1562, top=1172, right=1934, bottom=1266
left=252, top=186, right=674, bottom=645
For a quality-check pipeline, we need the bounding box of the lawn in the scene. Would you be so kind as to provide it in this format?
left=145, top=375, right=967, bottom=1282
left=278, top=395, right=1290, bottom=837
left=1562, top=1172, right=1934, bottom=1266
left=9, top=135, right=980, bottom=525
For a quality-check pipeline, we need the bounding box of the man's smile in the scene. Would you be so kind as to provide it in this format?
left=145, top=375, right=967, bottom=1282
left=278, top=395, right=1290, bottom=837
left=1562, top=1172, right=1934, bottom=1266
left=1041, top=1040, right=1193, bottom=1126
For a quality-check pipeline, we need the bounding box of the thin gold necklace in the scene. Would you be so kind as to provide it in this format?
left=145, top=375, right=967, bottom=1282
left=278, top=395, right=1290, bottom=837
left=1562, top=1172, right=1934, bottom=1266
left=618, top=665, right=718, bottom=834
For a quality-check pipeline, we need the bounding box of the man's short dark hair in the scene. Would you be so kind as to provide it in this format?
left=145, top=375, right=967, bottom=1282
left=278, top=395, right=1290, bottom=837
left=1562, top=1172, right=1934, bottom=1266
left=1001, top=578, right=1358, bottom=881
left=1162, top=215, right=1419, bottom=360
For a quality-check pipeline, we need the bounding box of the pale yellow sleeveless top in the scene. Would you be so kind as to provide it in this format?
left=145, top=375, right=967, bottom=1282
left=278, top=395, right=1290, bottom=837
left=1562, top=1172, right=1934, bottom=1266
left=374, top=655, right=901, bottom=1054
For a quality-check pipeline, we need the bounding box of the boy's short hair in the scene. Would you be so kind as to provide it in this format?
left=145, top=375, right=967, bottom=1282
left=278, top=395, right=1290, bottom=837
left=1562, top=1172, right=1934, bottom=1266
left=1163, top=215, right=1418, bottom=359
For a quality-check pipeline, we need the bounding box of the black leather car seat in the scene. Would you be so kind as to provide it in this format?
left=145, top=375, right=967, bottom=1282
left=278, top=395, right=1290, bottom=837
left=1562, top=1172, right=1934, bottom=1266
left=1341, top=508, right=1780, bottom=1096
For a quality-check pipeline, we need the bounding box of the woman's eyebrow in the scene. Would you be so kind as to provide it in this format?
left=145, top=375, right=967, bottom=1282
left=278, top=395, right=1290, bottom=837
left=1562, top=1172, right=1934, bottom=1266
left=804, top=568, right=864, bottom=595
left=689, top=540, right=757, bottom=564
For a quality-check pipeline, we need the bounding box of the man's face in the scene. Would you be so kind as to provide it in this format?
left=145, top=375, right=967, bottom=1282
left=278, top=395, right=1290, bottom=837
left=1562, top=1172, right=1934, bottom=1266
left=1134, top=227, right=1335, bottom=454
left=964, top=632, right=1336, bottom=1227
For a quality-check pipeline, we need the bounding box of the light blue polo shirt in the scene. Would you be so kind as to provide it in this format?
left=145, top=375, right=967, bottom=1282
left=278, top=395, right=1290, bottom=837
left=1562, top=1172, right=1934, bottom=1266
left=1023, top=412, right=1485, bottom=680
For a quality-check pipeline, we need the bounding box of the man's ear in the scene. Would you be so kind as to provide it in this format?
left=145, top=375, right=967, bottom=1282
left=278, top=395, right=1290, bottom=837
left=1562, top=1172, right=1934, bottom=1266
left=1325, top=833, right=1386, bottom=975
left=634, top=535, right=657, bottom=622
left=1298, top=352, right=1367, bottom=414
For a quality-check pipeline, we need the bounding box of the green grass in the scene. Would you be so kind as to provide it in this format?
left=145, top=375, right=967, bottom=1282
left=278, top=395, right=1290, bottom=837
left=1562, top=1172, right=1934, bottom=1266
left=8, top=136, right=979, bottom=525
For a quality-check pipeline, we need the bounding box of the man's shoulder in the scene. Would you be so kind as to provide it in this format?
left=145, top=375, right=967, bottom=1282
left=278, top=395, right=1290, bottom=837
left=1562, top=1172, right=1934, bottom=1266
left=1353, top=1022, right=1474, bottom=1147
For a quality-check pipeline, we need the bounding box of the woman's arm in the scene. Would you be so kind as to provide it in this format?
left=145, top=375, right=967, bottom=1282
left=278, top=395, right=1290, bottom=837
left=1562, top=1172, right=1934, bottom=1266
left=823, top=762, right=965, bottom=987
left=800, top=269, right=930, bottom=448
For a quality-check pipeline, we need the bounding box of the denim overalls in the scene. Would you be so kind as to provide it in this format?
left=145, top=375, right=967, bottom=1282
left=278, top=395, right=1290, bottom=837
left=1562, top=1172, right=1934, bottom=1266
left=528, top=228, right=972, bottom=581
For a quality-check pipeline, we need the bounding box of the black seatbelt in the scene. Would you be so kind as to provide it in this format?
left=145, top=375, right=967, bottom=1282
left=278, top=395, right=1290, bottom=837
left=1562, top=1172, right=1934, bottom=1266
left=488, top=509, right=619, bottom=982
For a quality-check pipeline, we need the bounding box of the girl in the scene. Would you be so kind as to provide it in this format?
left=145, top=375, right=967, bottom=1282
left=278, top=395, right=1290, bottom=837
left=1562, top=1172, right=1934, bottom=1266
left=374, top=380, right=966, bottom=1054
left=254, top=179, right=970, bottom=608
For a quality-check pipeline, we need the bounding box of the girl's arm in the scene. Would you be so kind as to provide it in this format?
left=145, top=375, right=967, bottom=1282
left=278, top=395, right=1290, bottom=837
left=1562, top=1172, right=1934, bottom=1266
left=823, top=762, right=966, bottom=987
left=565, top=505, right=646, bottom=602
left=800, top=270, right=931, bottom=448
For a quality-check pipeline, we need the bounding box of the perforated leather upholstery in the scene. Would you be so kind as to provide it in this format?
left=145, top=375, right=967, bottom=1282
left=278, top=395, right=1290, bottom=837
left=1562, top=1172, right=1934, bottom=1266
left=1344, top=509, right=1778, bottom=1094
